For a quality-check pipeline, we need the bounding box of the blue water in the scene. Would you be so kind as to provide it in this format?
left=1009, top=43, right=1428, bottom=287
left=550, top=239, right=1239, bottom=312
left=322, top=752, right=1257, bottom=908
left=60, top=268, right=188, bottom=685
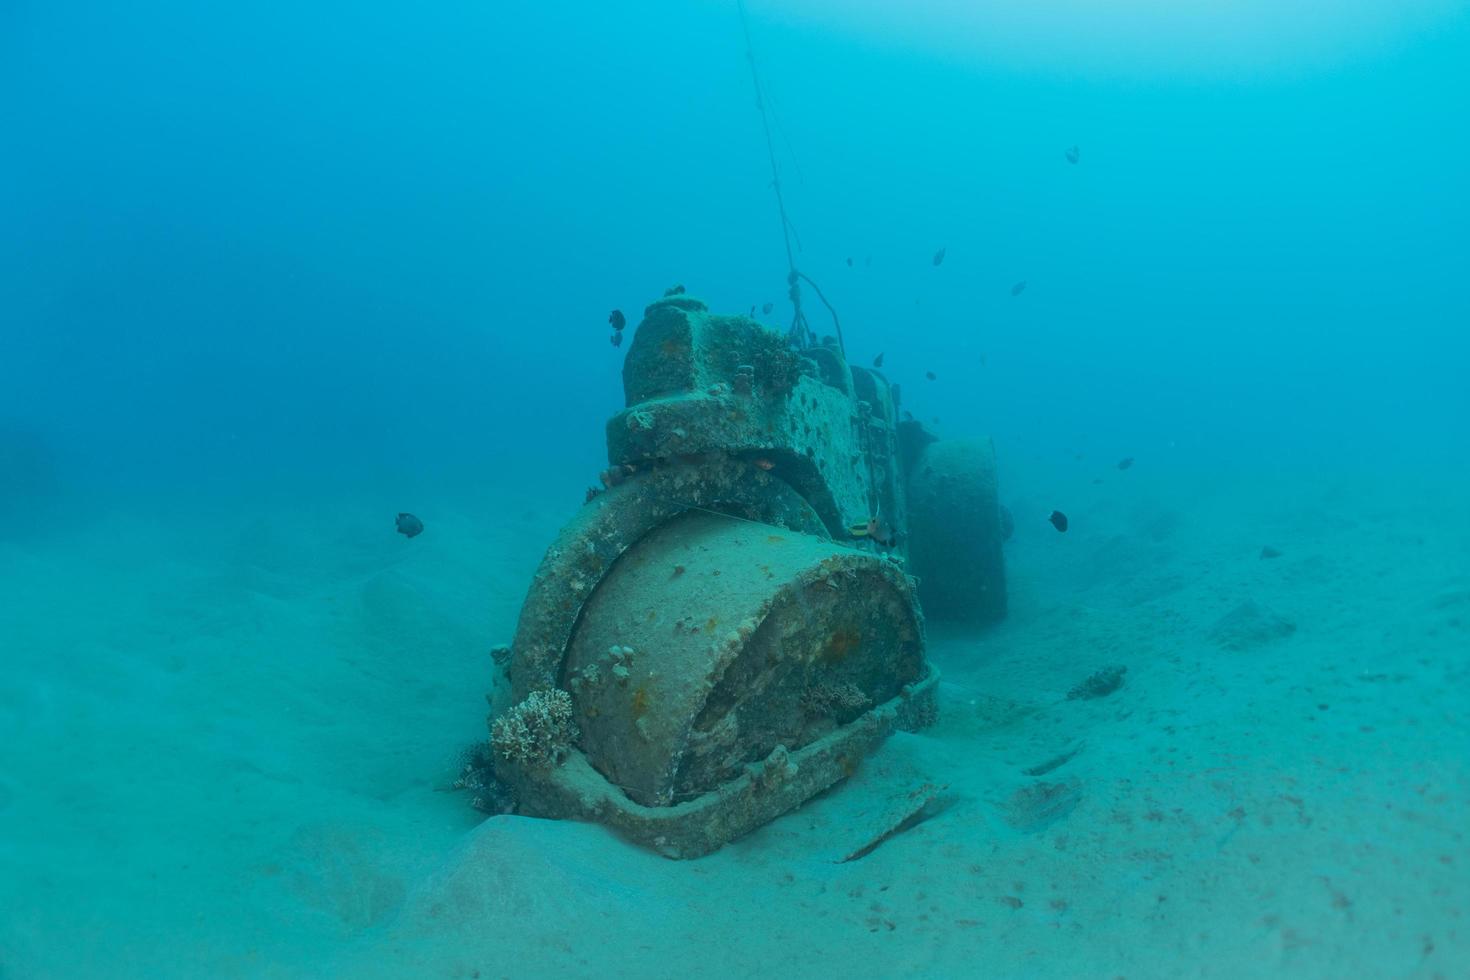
left=3, top=2, right=1467, bottom=976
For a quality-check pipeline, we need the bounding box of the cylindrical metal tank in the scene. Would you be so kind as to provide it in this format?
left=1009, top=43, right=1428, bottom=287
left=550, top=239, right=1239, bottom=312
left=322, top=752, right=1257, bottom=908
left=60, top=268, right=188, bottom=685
left=906, top=437, right=1007, bottom=625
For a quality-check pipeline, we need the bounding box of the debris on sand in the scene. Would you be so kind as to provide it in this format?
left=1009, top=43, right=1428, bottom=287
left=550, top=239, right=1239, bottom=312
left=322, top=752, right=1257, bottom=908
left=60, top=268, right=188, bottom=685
left=1067, top=664, right=1127, bottom=701
left=1023, top=745, right=1081, bottom=777
left=837, top=781, right=950, bottom=862
left=1002, top=779, right=1082, bottom=833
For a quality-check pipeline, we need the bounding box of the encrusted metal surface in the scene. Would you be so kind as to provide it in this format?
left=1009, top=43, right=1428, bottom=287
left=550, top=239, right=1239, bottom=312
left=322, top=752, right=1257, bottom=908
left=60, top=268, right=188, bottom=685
left=563, top=511, right=923, bottom=808
left=491, top=292, right=981, bottom=857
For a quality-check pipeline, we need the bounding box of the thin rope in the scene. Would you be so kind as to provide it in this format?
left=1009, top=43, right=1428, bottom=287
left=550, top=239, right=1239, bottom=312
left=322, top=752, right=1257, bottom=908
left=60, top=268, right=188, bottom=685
left=797, top=270, right=846, bottom=357
left=737, top=0, right=847, bottom=357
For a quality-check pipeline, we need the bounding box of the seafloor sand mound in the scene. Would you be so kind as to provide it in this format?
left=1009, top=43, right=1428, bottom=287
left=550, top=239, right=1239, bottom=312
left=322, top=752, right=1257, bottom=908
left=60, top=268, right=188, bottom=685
left=1209, top=598, right=1298, bottom=650
left=0, top=471, right=1466, bottom=977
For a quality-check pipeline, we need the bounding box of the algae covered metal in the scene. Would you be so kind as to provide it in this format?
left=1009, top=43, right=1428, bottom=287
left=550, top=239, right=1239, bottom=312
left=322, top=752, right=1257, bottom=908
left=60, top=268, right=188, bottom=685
left=488, top=292, right=1005, bottom=857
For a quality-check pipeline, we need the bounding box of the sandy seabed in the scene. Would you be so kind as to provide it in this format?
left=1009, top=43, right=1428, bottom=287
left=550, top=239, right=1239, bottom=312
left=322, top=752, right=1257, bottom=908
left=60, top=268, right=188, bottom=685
left=1, top=464, right=1465, bottom=979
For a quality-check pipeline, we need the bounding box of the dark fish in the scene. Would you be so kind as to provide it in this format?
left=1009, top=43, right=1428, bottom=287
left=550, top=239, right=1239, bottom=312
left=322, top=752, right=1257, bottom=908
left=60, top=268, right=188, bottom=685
left=1092, top=478, right=1104, bottom=485
left=1260, top=546, right=1283, bottom=559
left=1066, top=145, right=1080, bottom=164
left=846, top=257, right=853, bottom=267
left=609, top=309, right=626, bottom=331
left=925, top=371, right=936, bottom=381
left=933, top=247, right=946, bottom=266
left=610, top=332, right=623, bottom=347
left=762, top=302, right=773, bottom=314
left=749, top=305, right=756, bottom=316
left=664, top=284, right=685, bottom=297
left=873, top=352, right=884, bottom=368
left=1117, top=457, right=1134, bottom=470
left=1011, top=281, right=1027, bottom=297
left=1047, top=510, right=1068, bottom=533
left=395, top=513, right=424, bottom=538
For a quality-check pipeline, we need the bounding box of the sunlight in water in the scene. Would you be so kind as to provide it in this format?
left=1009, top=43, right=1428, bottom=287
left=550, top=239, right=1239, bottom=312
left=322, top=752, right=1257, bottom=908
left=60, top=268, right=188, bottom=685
left=773, top=0, right=1468, bottom=75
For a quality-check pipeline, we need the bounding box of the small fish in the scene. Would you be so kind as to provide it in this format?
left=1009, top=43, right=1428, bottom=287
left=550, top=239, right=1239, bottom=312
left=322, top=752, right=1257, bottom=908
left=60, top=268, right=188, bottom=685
left=1047, top=510, right=1068, bottom=533
left=610, top=332, right=623, bottom=347
left=846, top=257, right=853, bottom=267
left=663, top=284, right=685, bottom=297
left=1066, top=145, right=1080, bottom=164
left=866, top=517, right=901, bottom=548
left=925, top=371, right=936, bottom=381
left=933, top=247, right=946, bottom=266
left=752, top=458, right=776, bottom=471
left=609, top=309, right=626, bottom=331
left=1117, top=457, right=1134, bottom=470
left=873, top=352, right=884, bottom=368
left=395, top=513, right=424, bottom=538
left=1011, top=281, right=1027, bottom=297
left=762, top=302, right=773, bottom=314
left=749, top=305, right=756, bottom=316
left=1092, top=478, right=1104, bottom=485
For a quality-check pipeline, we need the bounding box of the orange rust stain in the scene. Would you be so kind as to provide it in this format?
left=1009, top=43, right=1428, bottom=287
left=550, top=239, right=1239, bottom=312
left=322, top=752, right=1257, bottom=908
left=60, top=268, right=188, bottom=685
left=820, top=628, right=861, bottom=664
left=630, top=686, right=651, bottom=720
left=705, top=616, right=718, bottom=632
left=766, top=535, right=785, bottom=544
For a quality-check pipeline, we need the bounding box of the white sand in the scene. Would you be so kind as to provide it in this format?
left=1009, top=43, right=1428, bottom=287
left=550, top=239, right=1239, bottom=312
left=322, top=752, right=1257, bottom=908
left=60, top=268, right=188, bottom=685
left=1, top=466, right=1465, bottom=978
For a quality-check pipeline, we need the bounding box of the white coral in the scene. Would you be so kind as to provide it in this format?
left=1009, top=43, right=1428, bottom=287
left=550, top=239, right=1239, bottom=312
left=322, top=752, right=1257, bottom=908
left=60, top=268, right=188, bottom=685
left=491, top=688, right=576, bottom=768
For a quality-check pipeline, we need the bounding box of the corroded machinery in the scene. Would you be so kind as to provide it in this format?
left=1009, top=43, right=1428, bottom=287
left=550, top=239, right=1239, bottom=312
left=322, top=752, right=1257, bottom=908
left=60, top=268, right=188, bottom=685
left=489, top=292, right=1006, bottom=857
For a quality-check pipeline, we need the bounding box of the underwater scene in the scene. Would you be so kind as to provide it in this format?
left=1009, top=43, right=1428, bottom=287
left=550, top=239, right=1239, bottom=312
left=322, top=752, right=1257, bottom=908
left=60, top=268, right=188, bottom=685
left=3, top=1, right=1468, bottom=976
